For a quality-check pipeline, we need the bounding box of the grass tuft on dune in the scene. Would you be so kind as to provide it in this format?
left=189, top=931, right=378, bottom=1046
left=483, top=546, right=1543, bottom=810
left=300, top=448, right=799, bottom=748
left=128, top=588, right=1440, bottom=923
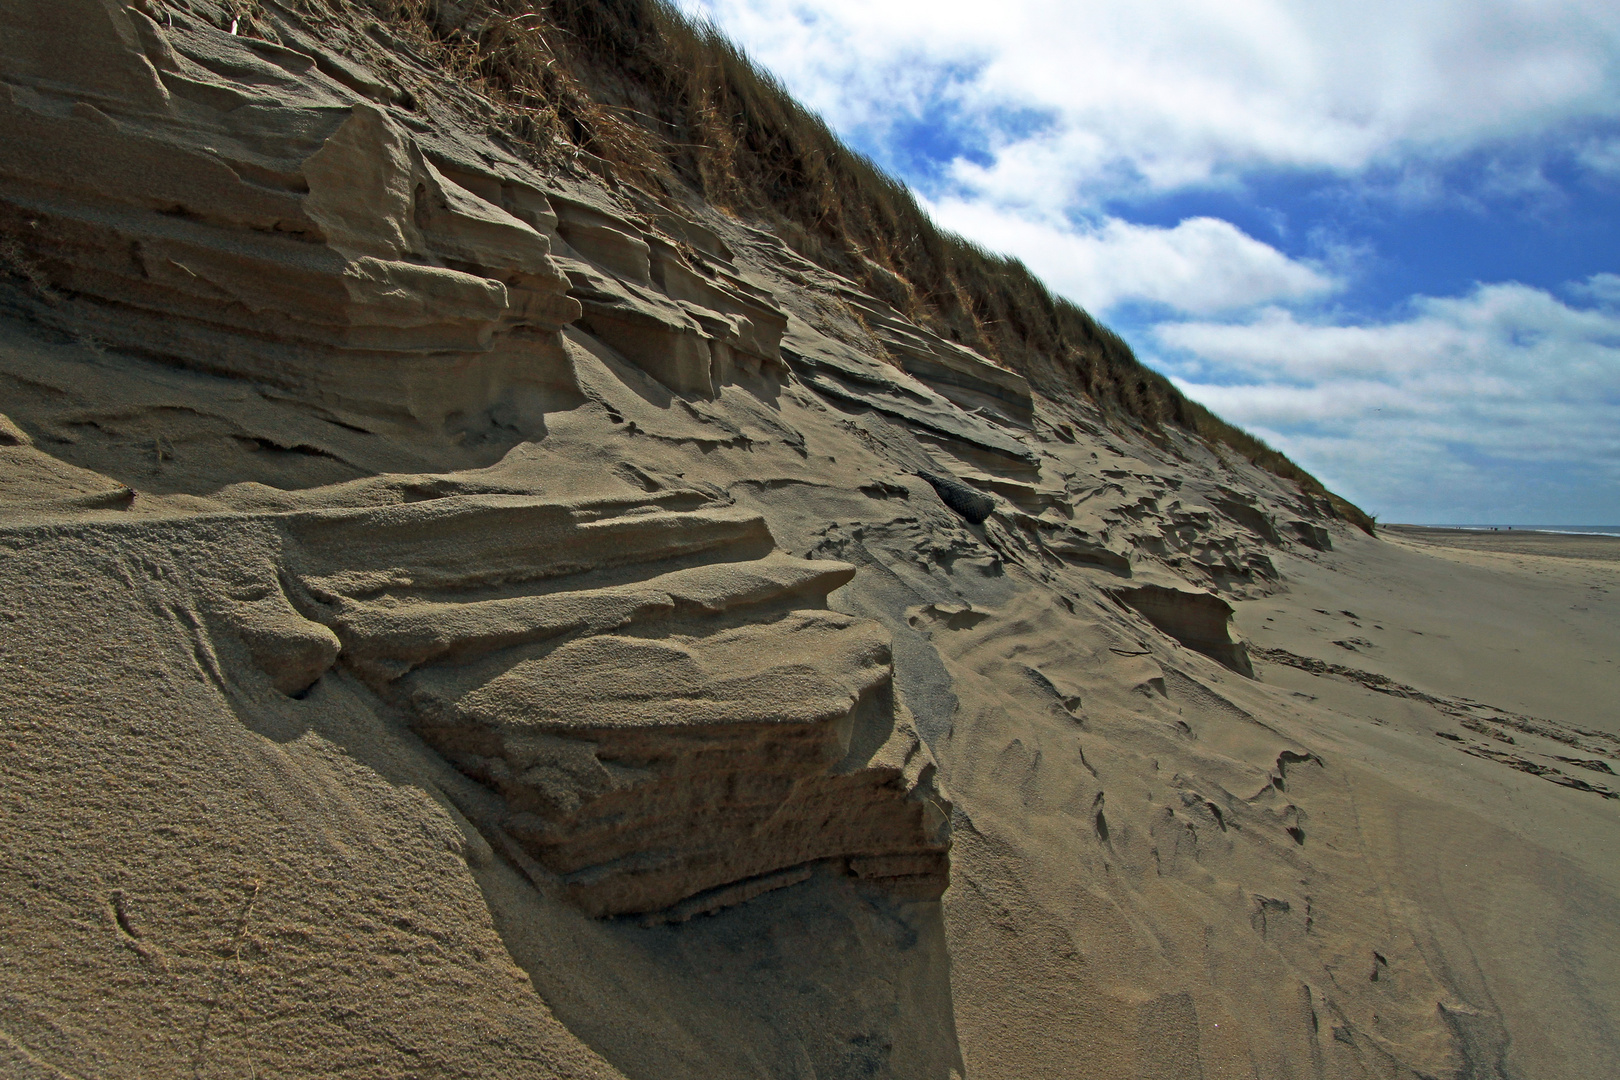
left=284, top=0, right=1372, bottom=532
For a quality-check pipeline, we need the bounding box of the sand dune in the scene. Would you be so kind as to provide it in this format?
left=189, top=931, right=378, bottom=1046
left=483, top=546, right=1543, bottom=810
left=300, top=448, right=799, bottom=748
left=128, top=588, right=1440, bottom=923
left=1, top=2, right=1615, bottom=1077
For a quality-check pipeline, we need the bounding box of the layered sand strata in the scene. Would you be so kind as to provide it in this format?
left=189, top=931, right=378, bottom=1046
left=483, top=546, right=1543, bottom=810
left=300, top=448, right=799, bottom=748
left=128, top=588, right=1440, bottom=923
left=1, top=3, right=1615, bottom=1078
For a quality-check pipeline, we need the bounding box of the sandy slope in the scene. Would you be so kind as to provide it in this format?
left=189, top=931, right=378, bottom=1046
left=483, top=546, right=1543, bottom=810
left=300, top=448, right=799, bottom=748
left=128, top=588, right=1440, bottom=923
left=2, top=3, right=1617, bottom=1077
left=5, top=326, right=1616, bottom=1079
left=933, top=529, right=1619, bottom=1080
left=1237, top=533, right=1620, bottom=1076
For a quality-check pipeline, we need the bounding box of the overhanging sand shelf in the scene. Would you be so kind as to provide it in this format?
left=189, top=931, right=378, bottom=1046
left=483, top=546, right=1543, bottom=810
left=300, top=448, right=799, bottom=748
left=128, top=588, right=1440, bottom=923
left=2, top=3, right=1617, bottom=1079
left=276, top=492, right=951, bottom=917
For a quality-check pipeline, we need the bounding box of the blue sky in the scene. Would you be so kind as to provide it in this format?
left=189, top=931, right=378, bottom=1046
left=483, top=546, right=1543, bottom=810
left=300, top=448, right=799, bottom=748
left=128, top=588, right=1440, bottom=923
left=678, top=0, right=1620, bottom=524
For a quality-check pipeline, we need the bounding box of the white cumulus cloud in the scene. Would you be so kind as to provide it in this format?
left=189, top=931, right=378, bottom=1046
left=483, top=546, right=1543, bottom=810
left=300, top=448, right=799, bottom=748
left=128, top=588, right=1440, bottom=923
left=1157, top=279, right=1620, bottom=521
left=924, top=199, right=1335, bottom=315
left=677, top=1, right=1620, bottom=521
left=681, top=0, right=1620, bottom=208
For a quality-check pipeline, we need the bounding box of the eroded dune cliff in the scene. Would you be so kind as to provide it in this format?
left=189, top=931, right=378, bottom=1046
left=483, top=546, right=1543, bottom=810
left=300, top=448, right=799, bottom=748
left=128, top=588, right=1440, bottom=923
left=2, top=3, right=1617, bottom=1078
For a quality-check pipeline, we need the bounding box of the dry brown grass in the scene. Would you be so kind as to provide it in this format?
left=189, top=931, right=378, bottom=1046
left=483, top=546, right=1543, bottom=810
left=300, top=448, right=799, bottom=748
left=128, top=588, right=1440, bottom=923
left=287, top=0, right=1373, bottom=533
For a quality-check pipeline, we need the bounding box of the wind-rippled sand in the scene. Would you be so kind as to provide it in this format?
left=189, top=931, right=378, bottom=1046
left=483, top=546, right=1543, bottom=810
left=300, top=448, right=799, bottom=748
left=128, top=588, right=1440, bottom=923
left=1, top=2, right=1616, bottom=1076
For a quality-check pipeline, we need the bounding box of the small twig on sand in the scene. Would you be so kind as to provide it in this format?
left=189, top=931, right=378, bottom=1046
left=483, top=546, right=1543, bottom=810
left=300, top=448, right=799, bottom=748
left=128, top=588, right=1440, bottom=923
left=190, top=878, right=265, bottom=1079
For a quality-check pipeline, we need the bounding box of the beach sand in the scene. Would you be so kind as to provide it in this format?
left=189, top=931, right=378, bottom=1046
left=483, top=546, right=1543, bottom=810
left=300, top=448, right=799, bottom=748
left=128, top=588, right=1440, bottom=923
left=1384, top=523, right=1620, bottom=563
left=2, top=4, right=1617, bottom=1073
left=5, top=330, right=1619, bottom=1080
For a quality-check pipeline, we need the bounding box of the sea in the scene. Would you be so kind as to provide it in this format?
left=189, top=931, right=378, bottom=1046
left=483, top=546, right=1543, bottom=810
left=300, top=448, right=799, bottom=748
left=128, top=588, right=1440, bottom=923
left=1420, top=525, right=1620, bottom=536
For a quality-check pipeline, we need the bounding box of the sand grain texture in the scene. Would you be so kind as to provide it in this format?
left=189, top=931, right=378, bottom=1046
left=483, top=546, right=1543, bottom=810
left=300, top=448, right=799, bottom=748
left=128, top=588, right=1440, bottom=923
left=1, top=3, right=1616, bottom=1077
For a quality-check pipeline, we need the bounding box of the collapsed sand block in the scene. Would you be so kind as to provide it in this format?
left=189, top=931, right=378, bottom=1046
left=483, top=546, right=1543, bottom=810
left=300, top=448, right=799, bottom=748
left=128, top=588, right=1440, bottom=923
left=1291, top=519, right=1333, bottom=550
left=417, top=626, right=952, bottom=916
left=275, top=492, right=952, bottom=917
left=550, top=196, right=791, bottom=398
left=551, top=196, right=655, bottom=286
left=223, top=595, right=343, bottom=696
left=1110, top=582, right=1254, bottom=676
left=569, top=283, right=719, bottom=398
left=646, top=235, right=789, bottom=365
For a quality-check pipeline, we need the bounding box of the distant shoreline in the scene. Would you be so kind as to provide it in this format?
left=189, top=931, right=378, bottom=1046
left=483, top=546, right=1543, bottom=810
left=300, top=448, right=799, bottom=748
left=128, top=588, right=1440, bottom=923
left=1383, top=524, right=1620, bottom=562
left=1398, top=524, right=1620, bottom=536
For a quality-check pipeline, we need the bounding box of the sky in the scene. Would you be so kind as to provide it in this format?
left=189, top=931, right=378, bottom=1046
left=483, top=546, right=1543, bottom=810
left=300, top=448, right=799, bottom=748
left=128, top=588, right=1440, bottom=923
left=676, top=0, right=1620, bottom=525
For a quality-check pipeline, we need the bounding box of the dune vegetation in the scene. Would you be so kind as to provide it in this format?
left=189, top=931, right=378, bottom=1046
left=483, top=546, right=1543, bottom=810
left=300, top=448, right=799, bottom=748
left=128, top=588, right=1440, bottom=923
left=270, top=0, right=1373, bottom=531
